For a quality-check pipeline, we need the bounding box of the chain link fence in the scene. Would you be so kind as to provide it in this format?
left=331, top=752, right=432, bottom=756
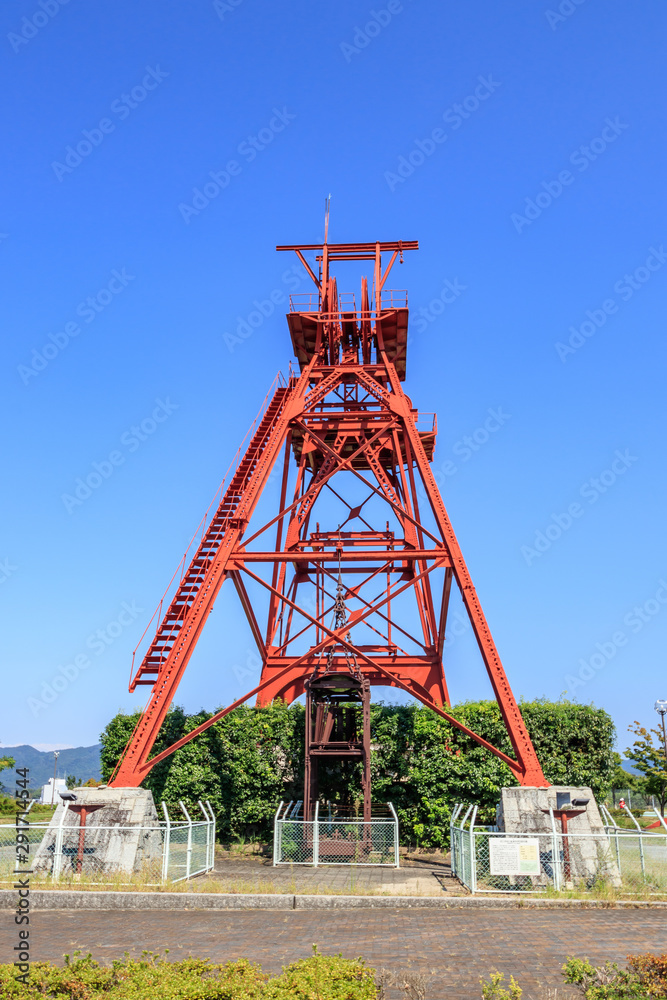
left=605, top=787, right=660, bottom=810
left=451, top=802, right=667, bottom=894
left=273, top=801, right=399, bottom=867
left=0, top=799, right=215, bottom=883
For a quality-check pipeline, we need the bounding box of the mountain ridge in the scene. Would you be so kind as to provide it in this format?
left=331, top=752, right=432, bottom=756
left=1, top=744, right=102, bottom=792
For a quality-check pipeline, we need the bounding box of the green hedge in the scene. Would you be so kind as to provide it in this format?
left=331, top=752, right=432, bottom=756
left=101, top=698, right=615, bottom=849
left=3, top=951, right=664, bottom=999
left=0, top=951, right=377, bottom=999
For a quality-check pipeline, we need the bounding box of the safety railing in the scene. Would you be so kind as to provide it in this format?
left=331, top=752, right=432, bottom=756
left=126, top=370, right=287, bottom=690
left=0, top=800, right=215, bottom=884
left=288, top=290, right=408, bottom=315
left=414, top=412, right=436, bottom=434
left=273, top=801, right=399, bottom=867
left=450, top=802, right=667, bottom=895
left=290, top=291, right=320, bottom=312
left=379, top=289, right=408, bottom=309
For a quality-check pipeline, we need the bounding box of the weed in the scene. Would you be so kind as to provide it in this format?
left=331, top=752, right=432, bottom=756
left=480, top=970, right=522, bottom=998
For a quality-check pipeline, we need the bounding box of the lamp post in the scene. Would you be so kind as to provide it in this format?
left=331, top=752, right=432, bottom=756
left=656, top=700, right=667, bottom=818
left=51, top=750, right=60, bottom=806
left=656, top=700, right=667, bottom=760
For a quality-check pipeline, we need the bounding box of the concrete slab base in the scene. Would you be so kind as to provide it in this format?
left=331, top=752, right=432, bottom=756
left=497, top=786, right=621, bottom=888
left=497, top=786, right=604, bottom=835
left=33, top=787, right=162, bottom=876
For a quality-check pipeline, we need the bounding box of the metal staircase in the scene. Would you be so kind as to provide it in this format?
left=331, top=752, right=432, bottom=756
left=129, top=384, right=290, bottom=690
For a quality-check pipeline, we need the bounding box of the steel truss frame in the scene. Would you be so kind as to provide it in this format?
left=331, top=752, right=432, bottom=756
left=109, top=237, right=548, bottom=789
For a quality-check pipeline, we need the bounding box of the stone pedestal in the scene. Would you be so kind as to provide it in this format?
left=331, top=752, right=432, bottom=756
left=497, top=786, right=620, bottom=887
left=497, top=786, right=603, bottom=834
left=34, top=787, right=163, bottom=877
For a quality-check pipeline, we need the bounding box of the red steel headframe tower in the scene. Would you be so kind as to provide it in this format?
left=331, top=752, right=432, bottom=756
left=110, top=235, right=548, bottom=789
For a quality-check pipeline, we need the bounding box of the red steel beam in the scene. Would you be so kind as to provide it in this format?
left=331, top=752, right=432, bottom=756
left=109, top=236, right=548, bottom=790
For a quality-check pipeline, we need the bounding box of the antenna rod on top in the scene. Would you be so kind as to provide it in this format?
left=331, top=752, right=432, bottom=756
left=324, top=194, right=331, bottom=244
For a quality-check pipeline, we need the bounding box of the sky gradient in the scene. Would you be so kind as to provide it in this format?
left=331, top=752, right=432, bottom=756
left=1, top=0, right=666, bottom=757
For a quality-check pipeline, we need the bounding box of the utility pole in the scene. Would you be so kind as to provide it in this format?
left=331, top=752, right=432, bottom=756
left=51, top=750, right=60, bottom=806
left=655, top=700, right=667, bottom=817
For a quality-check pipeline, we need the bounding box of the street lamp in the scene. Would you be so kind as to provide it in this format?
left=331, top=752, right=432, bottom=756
left=655, top=700, right=667, bottom=760
left=51, top=750, right=60, bottom=806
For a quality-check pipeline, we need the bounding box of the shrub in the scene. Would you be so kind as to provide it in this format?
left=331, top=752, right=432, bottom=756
left=480, top=971, right=522, bottom=998
left=0, top=950, right=377, bottom=999
left=266, top=949, right=376, bottom=998
left=561, top=954, right=666, bottom=998
left=627, top=953, right=667, bottom=998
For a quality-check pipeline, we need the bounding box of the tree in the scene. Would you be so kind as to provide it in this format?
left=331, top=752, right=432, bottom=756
left=100, top=699, right=616, bottom=848
left=610, top=751, right=642, bottom=791
left=607, top=751, right=647, bottom=807
left=0, top=755, right=15, bottom=800
left=625, top=722, right=667, bottom=815
left=65, top=775, right=82, bottom=790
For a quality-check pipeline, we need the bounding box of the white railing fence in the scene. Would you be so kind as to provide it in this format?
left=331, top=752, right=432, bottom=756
left=273, top=801, right=399, bottom=867
left=0, top=800, right=216, bottom=884
left=450, top=802, right=667, bottom=895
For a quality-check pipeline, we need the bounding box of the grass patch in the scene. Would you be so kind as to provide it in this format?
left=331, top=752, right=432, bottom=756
left=0, top=803, right=57, bottom=823
left=0, top=872, right=388, bottom=895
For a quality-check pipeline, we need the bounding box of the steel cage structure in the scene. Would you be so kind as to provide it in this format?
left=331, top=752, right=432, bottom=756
left=273, top=800, right=400, bottom=867
left=109, top=236, right=548, bottom=791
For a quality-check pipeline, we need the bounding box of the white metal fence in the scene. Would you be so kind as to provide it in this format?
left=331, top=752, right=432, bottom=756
left=0, top=800, right=215, bottom=883
left=273, top=801, right=400, bottom=867
left=450, top=802, right=667, bottom=894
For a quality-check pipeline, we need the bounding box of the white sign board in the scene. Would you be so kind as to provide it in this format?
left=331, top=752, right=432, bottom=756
left=489, top=838, right=540, bottom=876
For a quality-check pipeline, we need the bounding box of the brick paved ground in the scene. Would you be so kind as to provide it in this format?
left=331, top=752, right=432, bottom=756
left=205, top=850, right=464, bottom=895
left=27, top=907, right=666, bottom=999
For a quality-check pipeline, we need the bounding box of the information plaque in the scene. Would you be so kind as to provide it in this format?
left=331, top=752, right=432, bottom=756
left=489, top=837, right=540, bottom=876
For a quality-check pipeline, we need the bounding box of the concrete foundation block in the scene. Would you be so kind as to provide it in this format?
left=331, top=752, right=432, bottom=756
left=497, top=786, right=621, bottom=888
left=497, top=786, right=604, bottom=834
left=33, top=787, right=163, bottom=877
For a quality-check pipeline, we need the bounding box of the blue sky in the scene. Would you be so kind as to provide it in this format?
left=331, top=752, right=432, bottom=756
left=1, top=0, right=666, bottom=758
